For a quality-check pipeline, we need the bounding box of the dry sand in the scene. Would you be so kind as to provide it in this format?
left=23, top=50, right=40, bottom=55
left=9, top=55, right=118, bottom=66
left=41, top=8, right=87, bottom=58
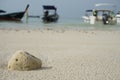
left=0, top=28, right=120, bottom=80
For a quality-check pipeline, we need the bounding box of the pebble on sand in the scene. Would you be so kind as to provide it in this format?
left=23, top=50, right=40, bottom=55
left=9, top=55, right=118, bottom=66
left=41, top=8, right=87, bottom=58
left=8, top=50, right=42, bottom=71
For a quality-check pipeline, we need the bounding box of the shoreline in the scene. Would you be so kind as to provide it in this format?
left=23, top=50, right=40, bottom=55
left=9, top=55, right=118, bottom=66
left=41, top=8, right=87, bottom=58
left=0, top=26, right=120, bottom=31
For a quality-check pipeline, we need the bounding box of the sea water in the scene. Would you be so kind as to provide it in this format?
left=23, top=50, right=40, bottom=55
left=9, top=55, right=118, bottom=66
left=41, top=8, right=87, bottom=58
left=0, top=17, right=120, bottom=30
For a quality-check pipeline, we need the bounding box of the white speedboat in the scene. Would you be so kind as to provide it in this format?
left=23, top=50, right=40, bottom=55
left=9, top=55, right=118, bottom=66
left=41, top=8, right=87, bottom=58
left=82, top=3, right=117, bottom=25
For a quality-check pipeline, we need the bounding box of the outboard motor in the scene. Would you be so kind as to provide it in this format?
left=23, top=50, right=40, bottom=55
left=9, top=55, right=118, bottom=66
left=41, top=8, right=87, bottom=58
left=102, top=14, right=108, bottom=24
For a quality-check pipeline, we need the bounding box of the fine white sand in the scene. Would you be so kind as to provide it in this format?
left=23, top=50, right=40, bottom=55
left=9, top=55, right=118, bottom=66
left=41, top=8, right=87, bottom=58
left=0, top=29, right=120, bottom=80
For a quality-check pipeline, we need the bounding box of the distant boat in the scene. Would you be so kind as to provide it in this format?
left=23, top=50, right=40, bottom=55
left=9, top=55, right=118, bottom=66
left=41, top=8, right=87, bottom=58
left=82, top=3, right=117, bottom=25
left=42, top=5, right=59, bottom=23
left=0, top=4, right=29, bottom=21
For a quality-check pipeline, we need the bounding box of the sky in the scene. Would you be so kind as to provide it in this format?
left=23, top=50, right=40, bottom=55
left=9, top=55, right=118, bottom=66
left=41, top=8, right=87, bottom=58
left=0, top=0, right=120, bottom=19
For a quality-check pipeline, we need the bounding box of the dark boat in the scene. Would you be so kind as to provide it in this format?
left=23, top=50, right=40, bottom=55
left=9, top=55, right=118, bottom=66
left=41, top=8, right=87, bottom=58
left=42, top=5, right=59, bottom=23
left=0, top=4, right=29, bottom=21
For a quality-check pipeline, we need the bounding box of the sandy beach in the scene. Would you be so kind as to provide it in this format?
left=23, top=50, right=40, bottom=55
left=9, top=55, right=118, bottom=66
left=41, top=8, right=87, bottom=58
left=0, top=28, right=120, bottom=80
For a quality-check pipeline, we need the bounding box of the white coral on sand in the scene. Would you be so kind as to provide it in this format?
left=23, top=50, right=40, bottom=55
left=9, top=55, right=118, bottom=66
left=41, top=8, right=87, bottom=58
left=8, top=50, right=42, bottom=71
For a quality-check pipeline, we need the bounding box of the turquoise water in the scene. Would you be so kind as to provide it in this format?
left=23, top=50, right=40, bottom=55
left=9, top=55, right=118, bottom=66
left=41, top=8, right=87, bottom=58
left=0, top=17, right=120, bottom=30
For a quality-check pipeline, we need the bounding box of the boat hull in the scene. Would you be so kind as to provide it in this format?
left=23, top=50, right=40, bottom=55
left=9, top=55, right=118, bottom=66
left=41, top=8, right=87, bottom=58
left=42, top=14, right=59, bottom=23
left=116, top=14, right=120, bottom=23
left=82, top=16, right=117, bottom=25
left=0, top=12, right=25, bottom=21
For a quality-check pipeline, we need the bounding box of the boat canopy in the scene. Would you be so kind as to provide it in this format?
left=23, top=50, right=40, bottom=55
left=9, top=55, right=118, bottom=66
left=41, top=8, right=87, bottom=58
left=95, top=3, right=115, bottom=7
left=86, top=9, right=113, bottom=12
left=43, top=5, right=57, bottom=10
left=86, top=10, right=93, bottom=12
left=96, top=9, right=113, bottom=12
left=0, top=10, right=6, bottom=13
